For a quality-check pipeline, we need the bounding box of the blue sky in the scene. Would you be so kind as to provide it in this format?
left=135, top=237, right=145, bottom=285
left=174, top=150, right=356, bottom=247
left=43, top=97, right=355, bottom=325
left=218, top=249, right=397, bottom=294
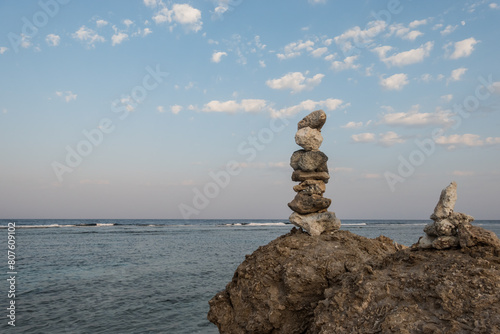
left=1, top=0, right=499, bottom=219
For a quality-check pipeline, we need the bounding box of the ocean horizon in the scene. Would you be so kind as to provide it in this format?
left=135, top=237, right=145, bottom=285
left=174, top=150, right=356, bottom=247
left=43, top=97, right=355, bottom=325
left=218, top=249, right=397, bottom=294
left=2, top=219, right=499, bottom=333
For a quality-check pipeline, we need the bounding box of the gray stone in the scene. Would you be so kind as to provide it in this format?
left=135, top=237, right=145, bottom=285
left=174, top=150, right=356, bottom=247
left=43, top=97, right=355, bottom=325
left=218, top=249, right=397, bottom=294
left=290, top=150, right=328, bottom=172
left=434, top=219, right=456, bottom=236
left=288, top=192, right=331, bottom=214
left=293, top=180, right=326, bottom=195
left=430, top=181, right=457, bottom=220
left=298, top=109, right=327, bottom=130
left=298, top=151, right=328, bottom=172
left=292, top=170, right=329, bottom=183
left=416, top=235, right=435, bottom=249
left=295, top=127, right=323, bottom=151
left=458, top=224, right=500, bottom=249
left=432, top=236, right=459, bottom=249
left=449, top=212, right=474, bottom=227
left=423, top=223, right=437, bottom=237
left=290, top=150, right=306, bottom=170
left=288, top=211, right=341, bottom=236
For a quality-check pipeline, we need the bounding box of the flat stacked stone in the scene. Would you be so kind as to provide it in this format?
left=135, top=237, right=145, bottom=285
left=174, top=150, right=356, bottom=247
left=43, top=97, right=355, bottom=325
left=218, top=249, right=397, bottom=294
left=288, top=110, right=341, bottom=236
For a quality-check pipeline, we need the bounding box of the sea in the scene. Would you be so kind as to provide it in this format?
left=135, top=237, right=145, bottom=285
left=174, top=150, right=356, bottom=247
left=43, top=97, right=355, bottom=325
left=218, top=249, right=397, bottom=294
left=1, top=219, right=499, bottom=334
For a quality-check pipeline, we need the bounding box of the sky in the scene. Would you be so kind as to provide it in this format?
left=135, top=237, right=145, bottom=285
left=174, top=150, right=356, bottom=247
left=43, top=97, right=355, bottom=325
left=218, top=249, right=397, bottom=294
left=0, top=0, right=499, bottom=220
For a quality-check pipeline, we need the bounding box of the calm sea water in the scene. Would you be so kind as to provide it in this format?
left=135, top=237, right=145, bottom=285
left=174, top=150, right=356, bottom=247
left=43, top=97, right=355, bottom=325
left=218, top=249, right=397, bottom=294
left=1, top=219, right=499, bottom=333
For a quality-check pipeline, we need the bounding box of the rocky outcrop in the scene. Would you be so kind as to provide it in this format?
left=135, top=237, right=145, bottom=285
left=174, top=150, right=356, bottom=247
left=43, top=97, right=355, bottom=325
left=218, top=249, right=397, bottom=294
left=207, top=229, right=401, bottom=334
left=415, top=181, right=500, bottom=250
left=208, top=181, right=500, bottom=333
left=288, top=110, right=340, bottom=236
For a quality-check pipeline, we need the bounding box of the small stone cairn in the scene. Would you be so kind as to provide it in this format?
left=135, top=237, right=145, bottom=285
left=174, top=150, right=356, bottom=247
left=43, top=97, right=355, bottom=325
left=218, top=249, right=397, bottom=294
left=416, top=181, right=485, bottom=250
left=287, top=110, right=341, bottom=236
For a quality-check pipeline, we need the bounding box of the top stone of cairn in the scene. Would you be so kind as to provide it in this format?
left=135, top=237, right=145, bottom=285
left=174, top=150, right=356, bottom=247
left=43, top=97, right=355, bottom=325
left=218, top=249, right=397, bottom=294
left=297, top=109, right=327, bottom=130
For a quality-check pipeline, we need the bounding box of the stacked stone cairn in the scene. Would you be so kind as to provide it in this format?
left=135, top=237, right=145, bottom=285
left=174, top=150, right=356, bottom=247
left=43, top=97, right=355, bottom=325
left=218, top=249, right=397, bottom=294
left=415, top=181, right=476, bottom=249
left=287, top=110, right=341, bottom=236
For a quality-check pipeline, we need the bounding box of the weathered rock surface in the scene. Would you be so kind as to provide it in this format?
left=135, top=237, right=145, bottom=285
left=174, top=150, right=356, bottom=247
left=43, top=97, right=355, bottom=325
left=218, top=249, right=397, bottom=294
left=295, top=127, right=323, bottom=151
left=290, top=150, right=328, bottom=172
left=208, top=228, right=500, bottom=334
left=310, top=245, right=500, bottom=334
left=288, top=192, right=331, bottom=214
left=291, top=170, right=329, bottom=183
left=431, top=181, right=457, bottom=220
left=208, top=229, right=401, bottom=334
left=293, top=179, right=326, bottom=195
left=289, top=211, right=340, bottom=236
left=297, top=109, right=327, bottom=130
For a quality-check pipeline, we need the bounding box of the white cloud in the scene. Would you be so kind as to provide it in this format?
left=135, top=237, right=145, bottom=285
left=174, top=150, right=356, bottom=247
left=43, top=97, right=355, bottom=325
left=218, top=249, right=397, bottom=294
left=0, top=47, right=8, bottom=54
left=341, top=121, right=364, bottom=129
left=433, top=23, right=444, bottom=30
left=203, top=100, right=240, bottom=113
left=211, top=51, right=227, bottom=63
left=352, top=131, right=405, bottom=146
left=171, top=105, right=183, bottom=114
left=419, top=73, right=444, bottom=83
left=334, top=20, right=387, bottom=53
left=266, top=72, right=324, bottom=94
left=277, top=40, right=314, bottom=59
left=352, top=132, right=376, bottom=143
left=133, top=28, right=153, bottom=37
left=2, top=108, right=8, bottom=114
left=440, top=24, right=457, bottom=36
left=448, top=67, right=467, bottom=83
left=308, top=0, right=327, bottom=4
left=240, top=99, right=267, bottom=112
left=96, top=19, right=108, bottom=28
left=202, top=99, right=267, bottom=114
left=152, top=3, right=203, bottom=32
left=441, top=94, right=453, bottom=102
left=379, top=73, right=409, bottom=91
left=144, top=0, right=158, bottom=8
left=490, top=3, right=499, bottom=9
left=387, top=23, right=423, bottom=40
left=311, top=47, right=328, bottom=58
left=376, top=41, right=434, bottom=67
left=330, top=55, right=360, bottom=71
left=45, top=34, right=60, bottom=47
left=55, top=91, right=77, bottom=102
left=378, top=131, right=405, bottom=146
left=409, top=19, right=427, bottom=28
left=157, top=106, right=166, bottom=113
left=435, top=134, right=490, bottom=148
left=111, top=32, right=129, bottom=46
left=380, top=105, right=454, bottom=127
left=269, top=98, right=348, bottom=119
left=447, top=37, right=479, bottom=59
left=259, top=60, right=266, bottom=68
left=72, top=26, right=105, bottom=48
left=123, top=19, right=134, bottom=27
